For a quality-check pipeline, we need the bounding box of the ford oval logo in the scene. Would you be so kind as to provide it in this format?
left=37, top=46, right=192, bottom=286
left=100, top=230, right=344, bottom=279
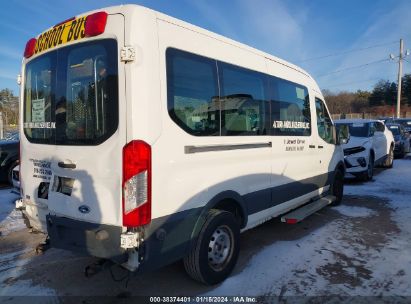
left=78, top=205, right=90, bottom=214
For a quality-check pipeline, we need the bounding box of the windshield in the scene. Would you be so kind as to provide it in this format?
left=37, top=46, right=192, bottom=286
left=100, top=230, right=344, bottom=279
left=23, top=39, right=118, bottom=145
left=337, top=122, right=370, bottom=138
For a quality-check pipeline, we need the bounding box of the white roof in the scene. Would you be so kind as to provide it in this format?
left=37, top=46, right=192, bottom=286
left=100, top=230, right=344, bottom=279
left=335, top=118, right=380, bottom=124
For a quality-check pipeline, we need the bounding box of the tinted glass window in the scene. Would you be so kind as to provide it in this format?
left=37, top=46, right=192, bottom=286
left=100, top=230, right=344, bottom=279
left=219, top=64, right=268, bottom=135
left=166, top=48, right=313, bottom=138
left=24, top=53, right=56, bottom=144
left=388, top=125, right=400, bottom=135
left=166, top=49, right=219, bottom=136
left=315, top=98, right=335, bottom=144
left=375, top=122, right=385, bottom=132
left=337, top=122, right=370, bottom=137
left=270, top=78, right=311, bottom=136
left=24, top=39, right=118, bottom=145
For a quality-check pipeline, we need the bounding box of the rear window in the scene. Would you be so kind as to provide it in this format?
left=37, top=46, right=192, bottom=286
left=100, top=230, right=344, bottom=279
left=24, top=39, right=118, bottom=145
left=388, top=125, right=400, bottom=135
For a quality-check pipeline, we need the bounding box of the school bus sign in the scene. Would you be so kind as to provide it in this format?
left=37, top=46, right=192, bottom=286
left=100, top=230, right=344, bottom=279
left=34, top=16, right=87, bottom=55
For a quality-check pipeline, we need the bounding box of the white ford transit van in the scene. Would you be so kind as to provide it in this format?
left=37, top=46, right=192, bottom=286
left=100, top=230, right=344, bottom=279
left=19, top=5, right=347, bottom=284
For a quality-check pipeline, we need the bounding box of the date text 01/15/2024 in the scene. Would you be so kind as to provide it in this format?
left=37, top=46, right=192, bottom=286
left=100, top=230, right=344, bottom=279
left=149, top=296, right=257, bottom=303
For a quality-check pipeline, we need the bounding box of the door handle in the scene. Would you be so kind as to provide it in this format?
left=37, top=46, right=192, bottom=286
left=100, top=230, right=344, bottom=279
left=58, top=162, right=76, bottom=169
left=318, top=145, right=324, bottom=149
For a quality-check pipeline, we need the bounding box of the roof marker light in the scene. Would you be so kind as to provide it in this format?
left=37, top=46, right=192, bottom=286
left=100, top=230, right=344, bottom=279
left=84, top=11, right=108, bottom=37
left=24, top=38, right=37, bottom=58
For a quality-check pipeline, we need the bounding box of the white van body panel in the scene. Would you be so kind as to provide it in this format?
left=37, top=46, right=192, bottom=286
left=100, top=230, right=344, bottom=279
left=154, top=18, right=272, bottom=220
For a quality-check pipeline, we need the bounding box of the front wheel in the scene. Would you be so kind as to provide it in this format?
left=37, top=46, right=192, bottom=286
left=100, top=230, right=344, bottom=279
left=330, top=169, right=344, bottom=206
left=183, top=209, right=240, bottom=285
left=360, top=154, right=374, bottom=181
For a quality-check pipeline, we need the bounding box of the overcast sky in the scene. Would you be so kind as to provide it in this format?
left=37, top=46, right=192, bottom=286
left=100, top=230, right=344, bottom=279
left=0, top=0, right=410, bottom=95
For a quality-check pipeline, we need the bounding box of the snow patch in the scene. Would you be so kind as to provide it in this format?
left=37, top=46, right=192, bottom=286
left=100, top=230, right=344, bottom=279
left=0, top=188, right=24, bottom=236
left=333, top=205, right=376, bottom=218
left=205, top=157, right=411, bottom=296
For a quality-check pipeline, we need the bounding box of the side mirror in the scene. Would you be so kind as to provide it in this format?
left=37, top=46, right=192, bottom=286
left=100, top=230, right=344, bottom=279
left=336, top=125, right=350, bottom=145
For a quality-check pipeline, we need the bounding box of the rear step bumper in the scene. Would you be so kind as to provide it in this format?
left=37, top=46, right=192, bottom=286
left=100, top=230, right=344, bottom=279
left=46, top=215, right=127, bottom=263
left=281, top=195, right=336, bottom=224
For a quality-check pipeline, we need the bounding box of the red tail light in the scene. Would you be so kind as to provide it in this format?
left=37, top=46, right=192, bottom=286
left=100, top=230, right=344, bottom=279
left=122, top=140, right=151, bottom=227
left=24, top=38, right=37, bottom=58
left=84, top=11, right=108, bottom=37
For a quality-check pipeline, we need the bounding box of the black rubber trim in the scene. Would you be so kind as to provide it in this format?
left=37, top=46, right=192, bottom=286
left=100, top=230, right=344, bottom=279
left=184, top=142, right=272, bottom=154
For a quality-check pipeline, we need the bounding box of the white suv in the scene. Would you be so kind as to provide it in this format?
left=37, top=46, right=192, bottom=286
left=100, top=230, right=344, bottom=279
left=335, top=119, right=394, bottom=181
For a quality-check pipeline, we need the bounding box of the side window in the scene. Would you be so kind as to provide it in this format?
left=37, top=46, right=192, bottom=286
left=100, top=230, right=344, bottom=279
left=166, top=49, right=219, bottom=136
left=315, top=98, right=335, bottom=144
left=400, top=126, right=405, bottom=136
left=369, top=123, right=376, bottom=136
left=219, top=63, right=268, bottom=135
left=375, top=122, right=385, bottom=132
left=270, top=77, right=311, bottom=136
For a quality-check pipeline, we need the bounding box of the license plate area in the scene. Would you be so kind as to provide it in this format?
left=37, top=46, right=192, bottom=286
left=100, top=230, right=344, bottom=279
left=120, top=232, right=139, bottom=249
left=52, top=176, right=75, bottom=196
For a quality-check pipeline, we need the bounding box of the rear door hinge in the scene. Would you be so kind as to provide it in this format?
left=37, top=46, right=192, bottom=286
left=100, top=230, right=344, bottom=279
left=121, top=46, right=136, bottom=62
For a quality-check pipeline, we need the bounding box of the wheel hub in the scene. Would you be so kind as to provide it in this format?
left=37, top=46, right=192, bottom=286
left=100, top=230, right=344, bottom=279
left=208, top=226, right=232, bottom=271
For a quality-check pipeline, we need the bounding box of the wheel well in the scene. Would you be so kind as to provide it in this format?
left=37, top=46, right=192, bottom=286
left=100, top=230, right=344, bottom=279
left=370, top=149, right=375, bottom=160
left=336, top=163, right=345, bottom=175
left=213, top=199, right=246, bottom=228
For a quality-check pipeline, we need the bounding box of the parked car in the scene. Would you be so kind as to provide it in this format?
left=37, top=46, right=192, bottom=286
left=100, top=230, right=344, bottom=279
left=0, top=133, right=19, bottom=185
left=385, top=118, right=411, bottom=135
left=377, top=117, right=394, bottom=124
left=12, top=165, right=20, bottom=189
left=335, top=119, right=395, bottom=181
left=386, top=123, right=410, bottom=158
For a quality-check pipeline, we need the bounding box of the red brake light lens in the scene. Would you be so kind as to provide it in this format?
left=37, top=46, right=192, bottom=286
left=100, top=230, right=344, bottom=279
left=122, top=140, right=152, bottom=228
left=84, top=11, right=108, bottom=37
left=24, top=38, right=37, bottom=58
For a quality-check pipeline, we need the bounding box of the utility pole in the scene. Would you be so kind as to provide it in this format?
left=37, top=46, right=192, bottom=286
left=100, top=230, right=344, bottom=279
left=396, top=39, right=404, bottom=118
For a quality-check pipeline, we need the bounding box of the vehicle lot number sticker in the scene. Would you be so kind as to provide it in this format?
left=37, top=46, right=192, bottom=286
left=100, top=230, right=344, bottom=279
left=30, top=159, right=52, bottom=180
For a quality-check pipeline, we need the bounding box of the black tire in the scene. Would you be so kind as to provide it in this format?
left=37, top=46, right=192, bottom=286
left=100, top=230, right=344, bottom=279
left=360, top=154, right=374, bottom=181
left=7, top=160, right=19, bottom=186
left=330, top=169, right=344, bottom=206
left=383, top=146, right=394, bottom=168
left=183, top=209, right=240, bottom=285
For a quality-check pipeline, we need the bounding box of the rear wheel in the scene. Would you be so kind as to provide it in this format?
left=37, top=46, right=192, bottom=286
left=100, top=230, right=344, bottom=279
left=330, top=169, right=344, bottom=206
left=183, top=209, right=240, bottom=285
left=383, top=146, right=394, bottom=168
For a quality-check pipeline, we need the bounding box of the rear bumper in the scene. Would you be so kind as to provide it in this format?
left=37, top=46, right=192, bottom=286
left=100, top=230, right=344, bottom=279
left=46, top=215, right=127, bottom=263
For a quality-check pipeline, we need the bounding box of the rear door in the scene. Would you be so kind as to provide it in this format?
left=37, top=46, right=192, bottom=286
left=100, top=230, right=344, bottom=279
left=22, top=13, right=126, bottom=227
